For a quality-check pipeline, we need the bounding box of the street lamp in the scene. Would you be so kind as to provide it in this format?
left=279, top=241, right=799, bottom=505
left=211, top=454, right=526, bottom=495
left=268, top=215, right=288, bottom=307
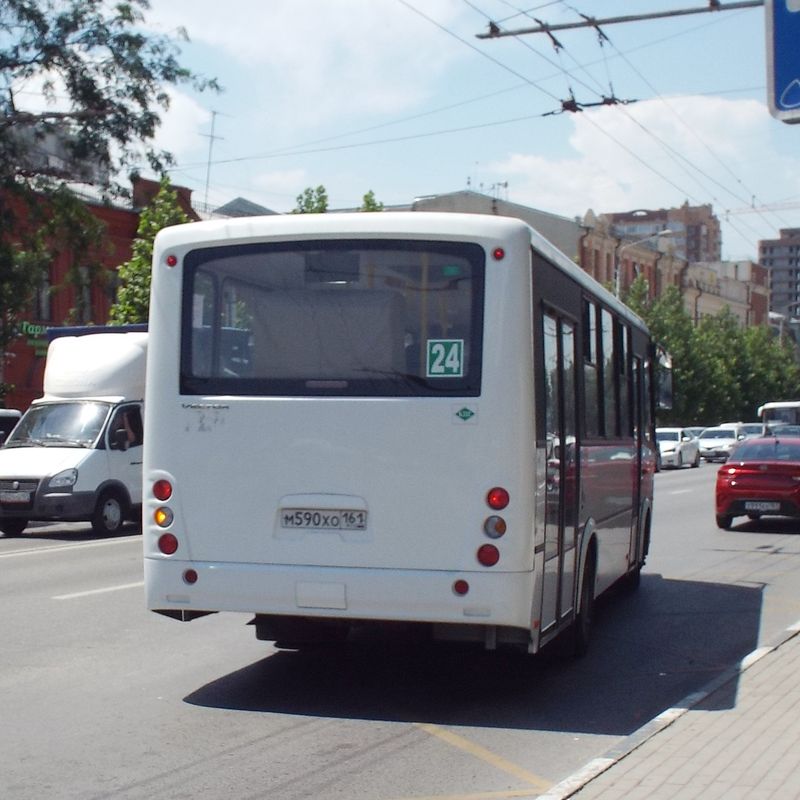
left=614, top=229, right=674, bottom=298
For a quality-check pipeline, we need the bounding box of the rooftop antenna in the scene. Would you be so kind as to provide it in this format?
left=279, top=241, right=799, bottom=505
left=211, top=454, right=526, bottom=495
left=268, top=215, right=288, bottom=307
left=201, top=110, right=225, bottom=210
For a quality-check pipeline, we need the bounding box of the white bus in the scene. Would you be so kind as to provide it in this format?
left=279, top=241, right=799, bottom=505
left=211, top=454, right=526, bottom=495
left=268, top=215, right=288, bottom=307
left=144, top=212, right=660, bottom=655
left=758, top=401, right=800, bottom=434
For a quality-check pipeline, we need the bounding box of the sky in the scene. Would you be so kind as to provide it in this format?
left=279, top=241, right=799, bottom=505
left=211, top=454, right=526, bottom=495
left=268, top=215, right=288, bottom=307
left=136, top=0, right=800, bottom=261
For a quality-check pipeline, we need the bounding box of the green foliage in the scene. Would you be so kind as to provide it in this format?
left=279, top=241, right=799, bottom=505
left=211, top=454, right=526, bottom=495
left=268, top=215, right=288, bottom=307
left=293, top=186, right=328, bottom=214
left=1, top=0, right=219, bottom=188
left=109, top=176, right=189, bottom=324
left=360, top=190, right=384, bottom=212
left=624, top=276, right=800, bottom=425
left=0, top=0, right=217, bottom=395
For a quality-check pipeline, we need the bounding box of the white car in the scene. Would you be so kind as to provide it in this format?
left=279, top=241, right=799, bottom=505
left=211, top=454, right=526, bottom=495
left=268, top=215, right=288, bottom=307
left=698, top=426, right=743, bottom=462
left=656, top=427, right=701, bottom=469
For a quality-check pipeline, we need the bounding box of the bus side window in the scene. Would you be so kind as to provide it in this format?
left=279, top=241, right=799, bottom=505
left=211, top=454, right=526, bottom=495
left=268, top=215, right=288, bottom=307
left=583, top=300, right=600, bottom=437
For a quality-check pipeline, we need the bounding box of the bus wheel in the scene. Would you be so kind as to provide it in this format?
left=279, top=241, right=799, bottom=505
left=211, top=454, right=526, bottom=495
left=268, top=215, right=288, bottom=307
left=573, top=554, right=596, bottom=657
left=0, top=518, right=28, bottom=536
left=92, top=490, right=127, bottom=536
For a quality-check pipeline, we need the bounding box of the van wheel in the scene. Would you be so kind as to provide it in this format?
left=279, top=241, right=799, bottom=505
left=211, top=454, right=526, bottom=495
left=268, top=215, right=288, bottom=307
left=92, top=490, right=127, bottom=535
left=0, top=518, right=28, bottom=536
left=573, top=553, right=596, bottom=657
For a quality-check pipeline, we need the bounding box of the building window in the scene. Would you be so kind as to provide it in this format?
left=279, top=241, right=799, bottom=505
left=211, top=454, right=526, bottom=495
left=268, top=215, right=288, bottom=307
left=35, top=269, right=52, bottom=322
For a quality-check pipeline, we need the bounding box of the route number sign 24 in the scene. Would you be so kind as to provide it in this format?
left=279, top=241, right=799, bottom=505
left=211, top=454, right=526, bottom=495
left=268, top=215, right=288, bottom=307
left=426, top=339, right=465, bottom=378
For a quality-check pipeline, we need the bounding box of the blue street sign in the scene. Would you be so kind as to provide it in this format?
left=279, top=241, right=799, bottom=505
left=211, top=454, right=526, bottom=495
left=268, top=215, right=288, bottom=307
left=766, top=0, right=800, bottom=123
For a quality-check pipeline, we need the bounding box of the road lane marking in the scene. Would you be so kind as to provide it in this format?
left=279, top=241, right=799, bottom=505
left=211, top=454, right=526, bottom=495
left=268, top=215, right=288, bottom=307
left=390, top=790, right=545, bottom=799
left=416, top=723, right=551, bottom=793
left=668, top=489, right=693, bottom=495
left=53, top=581, right=144, bottom=600
left=0, top=536, right=139, bottom=558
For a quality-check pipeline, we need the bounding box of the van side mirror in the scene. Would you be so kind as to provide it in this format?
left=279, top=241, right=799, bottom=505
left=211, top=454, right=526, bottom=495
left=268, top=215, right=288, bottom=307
left=111, top=429, right=130, bottom=451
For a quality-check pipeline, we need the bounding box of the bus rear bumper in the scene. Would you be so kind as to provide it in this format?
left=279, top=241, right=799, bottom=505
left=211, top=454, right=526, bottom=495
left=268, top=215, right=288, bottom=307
left=144, top=558, right=538, bottom=637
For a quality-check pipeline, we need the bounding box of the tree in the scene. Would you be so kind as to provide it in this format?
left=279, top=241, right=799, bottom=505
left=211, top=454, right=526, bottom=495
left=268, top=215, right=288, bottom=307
left=293, top=186, right=328, bottom=214
left=109, top=176, right=189, bottom=324
left=0, top=0, right=217, bottom=395
left=2, top=0, right=218, bottom=188
left=360, top=190, right=384, bottom=212
left=624, top=275, right=800, bottom=425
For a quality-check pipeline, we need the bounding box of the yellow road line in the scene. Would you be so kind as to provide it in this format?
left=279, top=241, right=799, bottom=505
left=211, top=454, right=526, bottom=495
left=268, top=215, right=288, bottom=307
left=415, top=722, right=552, bottom=794
left=390, top=790, right=544, bottom=800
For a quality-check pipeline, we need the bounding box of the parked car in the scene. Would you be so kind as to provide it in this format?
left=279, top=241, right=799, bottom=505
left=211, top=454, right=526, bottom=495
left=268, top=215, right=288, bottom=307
left=715, top=436, right=800, bottom=529
left=685, top=426, right=705, bottom=439
left=698, top=426, right=744, bottom=462
left=656, top=427, right=701, bottom=469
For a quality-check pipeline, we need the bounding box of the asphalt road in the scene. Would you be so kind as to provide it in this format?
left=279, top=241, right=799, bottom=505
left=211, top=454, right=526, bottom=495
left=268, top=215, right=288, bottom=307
left=2, top=463, right=799, bottom=800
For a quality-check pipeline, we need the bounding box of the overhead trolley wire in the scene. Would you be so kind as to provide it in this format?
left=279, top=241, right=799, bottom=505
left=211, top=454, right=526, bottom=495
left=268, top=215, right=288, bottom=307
left=560, top=3, right=793, bottom=232
left=467, top=0, right=778, bottom=249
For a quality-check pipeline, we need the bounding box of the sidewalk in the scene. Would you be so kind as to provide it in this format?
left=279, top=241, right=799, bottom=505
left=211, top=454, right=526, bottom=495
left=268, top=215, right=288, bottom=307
left=541, top=622, right=800, bottom=800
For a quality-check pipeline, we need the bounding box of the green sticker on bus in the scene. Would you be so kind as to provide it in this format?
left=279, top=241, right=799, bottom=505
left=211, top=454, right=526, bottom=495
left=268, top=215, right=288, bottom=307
left=426, top=339, right=464, bottom=378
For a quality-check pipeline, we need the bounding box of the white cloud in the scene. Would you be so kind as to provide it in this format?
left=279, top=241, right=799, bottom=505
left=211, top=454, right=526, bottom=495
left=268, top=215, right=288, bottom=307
left=492, top=96, right=773, bottom=213
left=148, top=0, right=466, bottom=126
left=490, top=95, right=800, bottom=256
left=153, top=89, right=211, bottom=163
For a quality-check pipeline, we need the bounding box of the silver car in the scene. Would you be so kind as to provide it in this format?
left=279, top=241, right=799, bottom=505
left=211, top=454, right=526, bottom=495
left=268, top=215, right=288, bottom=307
left=656, top=427, right=701, bottom=469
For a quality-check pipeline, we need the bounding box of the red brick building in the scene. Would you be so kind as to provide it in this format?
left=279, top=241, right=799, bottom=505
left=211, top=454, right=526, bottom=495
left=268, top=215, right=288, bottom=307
left=2, top=178, right=196, bottom=410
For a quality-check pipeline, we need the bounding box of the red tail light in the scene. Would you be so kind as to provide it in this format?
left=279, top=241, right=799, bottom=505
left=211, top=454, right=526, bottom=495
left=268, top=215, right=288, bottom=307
left=487, top=487, right=510, bottom=510
left=153, top=480, right=172, bottom=501
left=158, top=533, right=179, bottom=555
left=477, top=544, right=500, bottom=567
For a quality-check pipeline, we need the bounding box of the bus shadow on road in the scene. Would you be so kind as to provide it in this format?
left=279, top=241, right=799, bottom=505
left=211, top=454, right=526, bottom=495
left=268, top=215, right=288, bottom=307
left=184, top=573, right=762, bottom=737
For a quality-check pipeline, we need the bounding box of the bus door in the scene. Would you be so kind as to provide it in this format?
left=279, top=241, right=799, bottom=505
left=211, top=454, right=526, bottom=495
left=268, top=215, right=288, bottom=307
left=540, top=311, right=579, bottom=632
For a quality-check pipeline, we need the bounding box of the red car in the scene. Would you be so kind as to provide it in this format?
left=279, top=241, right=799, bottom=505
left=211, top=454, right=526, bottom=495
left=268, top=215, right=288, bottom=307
left=715, top=437, right=800, bottom=529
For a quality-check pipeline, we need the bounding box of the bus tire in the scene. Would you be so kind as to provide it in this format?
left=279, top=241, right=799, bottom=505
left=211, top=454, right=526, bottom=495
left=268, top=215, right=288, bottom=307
left=573, top=552, right=596, bottom=657
left=92, top=489, right=127, bottom=536
left=0, top=518, right=28, bottom=536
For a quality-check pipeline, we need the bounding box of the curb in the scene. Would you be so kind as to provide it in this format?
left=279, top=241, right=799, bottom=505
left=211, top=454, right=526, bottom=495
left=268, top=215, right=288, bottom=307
left=537, top=619, right=800, bottom=800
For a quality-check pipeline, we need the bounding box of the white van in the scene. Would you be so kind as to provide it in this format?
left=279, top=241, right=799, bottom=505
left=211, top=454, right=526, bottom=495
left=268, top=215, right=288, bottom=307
left=0, top=330, right=146, bottom=536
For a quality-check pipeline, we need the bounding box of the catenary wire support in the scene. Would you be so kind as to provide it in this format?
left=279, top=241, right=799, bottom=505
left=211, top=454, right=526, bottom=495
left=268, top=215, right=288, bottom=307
left=477, top=1, right=764, bottom=39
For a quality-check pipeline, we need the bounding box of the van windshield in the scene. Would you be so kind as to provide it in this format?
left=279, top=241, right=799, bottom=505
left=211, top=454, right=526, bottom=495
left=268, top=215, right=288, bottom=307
left=5, top=401, right=111, bottom=448
left=180, top=238, right=485, bottom=397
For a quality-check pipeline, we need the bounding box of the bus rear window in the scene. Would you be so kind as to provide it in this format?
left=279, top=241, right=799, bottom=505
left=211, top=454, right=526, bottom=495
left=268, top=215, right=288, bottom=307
left=180, top=239, right=485, bottom=397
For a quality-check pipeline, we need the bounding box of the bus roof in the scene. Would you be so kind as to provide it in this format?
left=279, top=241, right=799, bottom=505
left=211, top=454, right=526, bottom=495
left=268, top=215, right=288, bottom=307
left=758, top=401, right=800, bottom=416
left=156, top=212, right=648, bottom=333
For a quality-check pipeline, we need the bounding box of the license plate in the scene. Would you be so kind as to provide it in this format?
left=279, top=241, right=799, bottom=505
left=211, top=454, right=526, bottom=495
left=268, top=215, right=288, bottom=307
left=281, top=508, right=367, bottom=530
left=745, top=501, right=780, bottom=512
left=0, top=490, right=30, bottom=503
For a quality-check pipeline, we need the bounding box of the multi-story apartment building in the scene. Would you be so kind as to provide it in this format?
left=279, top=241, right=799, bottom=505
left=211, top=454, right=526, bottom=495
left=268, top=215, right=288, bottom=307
left=759, top=228, right=800, bottom=318
left=603, top=203, right=722, bottom=263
